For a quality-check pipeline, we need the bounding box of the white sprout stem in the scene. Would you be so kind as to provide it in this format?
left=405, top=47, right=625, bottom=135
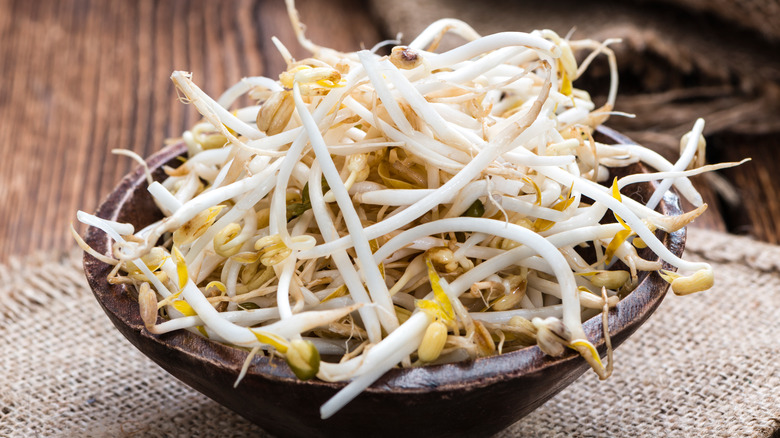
left=275, top=256, right=297, bottom=320
left=171, top=71, right=262, bottom=140
left=161, top=259, right=255, bottom=346
left=268, top=122, right=315, bottom=243
left=308, top=163, right=383, bottom=343
left=608, top=143, right=702, bottom=206
left=77, top=211, right=134, bottom=237
left=320, top=312, right=431, bottom=419
left=415, top=46, right=529, bottom=96
left=234, top=106, right=261, bottom=123
left=222, top=260, right=242, bottom=311
left=377, top=58, right=473, bottom=151
left=426, top=32, right=561, bottom=70
left=328, top=141, right=405, bottom=155
left=370, top=37, right=402, bottom=54
left=125, top=163, right=281, bottom=260
left=371, top=217, right=585, bottom=340
left=299, top=77, right=552, bottom=260
left=529, top=275, right=607, bottom=308
left=341, top=96, right=468, bottom=170
left=544, top=203, right=610, bottom=235
left=161, top=256, right=364, bottom=347
left=356, top=188, right=435, bottom=206
left=321, top=212, right=601, bottom=414
left=646, top=118, right=705, bottom=210
left=470, top=305, right=565, bottom=324
left=501, top=152, right=575, bottom=167
left=76, top=211, right=171, bottom=297
left=112, top=149, right=153, bottom=185
left=181, top=147, right=233, bottom=167
left=532, top=163, right=708, bottom=272
left=296, top=139, right=495, bottom=258
left=518, top=147, right=655, bottom=219
left=358, top=51, right=414, bottom=133
left=357, top=180, right=487, bottom=207
left=183, top=159, right=282, bottom=265
left=263, top=304, right=367, bottom=340
left=499, top=195, right=568, bottom=222
left=217, top=76, right=283, bottom=108
left=245, top=127, right=303, bottom=152
left=407, top=18, right=481, bottom=49
left=429, top=102, right=481, bottom=129
left=172, top=174, right=202, bottom=204
left=270, top=67, right=372, bottom=243
left=552, top=159, right=712, bottom=271
left=460, top=224, right=626, bottom=292
left=618, top=160, right=749, bottom=190
left=152, top=296, right=357, bottom=334
left=444, top=181, right=493, bottom=217
left=293, top=82, right=400, bottom=335
left=148, top=181, right=182, bottom=215
left=452, top=232, right=488, bottom=260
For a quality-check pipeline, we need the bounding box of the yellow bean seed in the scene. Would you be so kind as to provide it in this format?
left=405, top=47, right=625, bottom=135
left=138, top=282, right=158, bottom=330
left=286, top=339, right=321, bottom=380
left=473, top=321, right=496, bottom=357
left=257, top=91, right=294, bottom=136
left=418, top=320, right=448, bottom=362
left=671, top=269, right=714, bottom=295
left=588, top=270, right=630, bottom=290
left=389, top=46, right=423, bottom=70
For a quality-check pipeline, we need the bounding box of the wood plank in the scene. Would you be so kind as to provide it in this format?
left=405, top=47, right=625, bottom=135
left=0, top=0, right=383, bottom=261
left=714, top=134, right=780, bottom=244
left=0, top=0, right=770, bottom=263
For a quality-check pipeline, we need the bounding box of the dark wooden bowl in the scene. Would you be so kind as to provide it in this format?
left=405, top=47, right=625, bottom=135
left=83, top=127, right=684, bottom=438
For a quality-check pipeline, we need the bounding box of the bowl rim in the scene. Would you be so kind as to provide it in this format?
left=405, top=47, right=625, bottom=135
left=83, top=125, right=685, bottom=395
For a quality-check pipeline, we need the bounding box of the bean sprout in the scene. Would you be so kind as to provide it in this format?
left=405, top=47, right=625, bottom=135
left=77, top=1, right=746, bottom=420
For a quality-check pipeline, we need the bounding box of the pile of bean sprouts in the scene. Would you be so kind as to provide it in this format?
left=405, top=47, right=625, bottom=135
left=76, top=0, right=746, bottom=419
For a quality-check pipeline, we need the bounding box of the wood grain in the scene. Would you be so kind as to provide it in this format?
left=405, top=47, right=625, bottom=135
left=0, top=0, right=381, bottom=261
left=0, top=0, right=771, bottom=262
left=715, top=134, right=780, bottom=244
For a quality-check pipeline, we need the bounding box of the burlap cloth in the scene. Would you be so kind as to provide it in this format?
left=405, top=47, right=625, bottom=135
left=1, top=228, right=779, bottom=437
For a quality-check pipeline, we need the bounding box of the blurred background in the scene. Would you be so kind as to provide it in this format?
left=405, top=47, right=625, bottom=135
left=1, top=0, right=779, bottom=262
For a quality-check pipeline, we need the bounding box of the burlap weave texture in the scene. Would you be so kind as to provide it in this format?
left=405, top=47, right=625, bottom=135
left=1, top=228, right=779, bottom=437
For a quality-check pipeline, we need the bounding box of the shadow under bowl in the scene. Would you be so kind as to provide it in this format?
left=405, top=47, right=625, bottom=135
left=83, top=126, right=685, bottom=438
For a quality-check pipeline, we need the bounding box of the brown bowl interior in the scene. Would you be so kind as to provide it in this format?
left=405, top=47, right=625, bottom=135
left=83, top=126, right=684, bottom=438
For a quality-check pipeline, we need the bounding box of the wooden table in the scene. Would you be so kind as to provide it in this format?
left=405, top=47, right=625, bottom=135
left=0, top=0, right=773, bottom=262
